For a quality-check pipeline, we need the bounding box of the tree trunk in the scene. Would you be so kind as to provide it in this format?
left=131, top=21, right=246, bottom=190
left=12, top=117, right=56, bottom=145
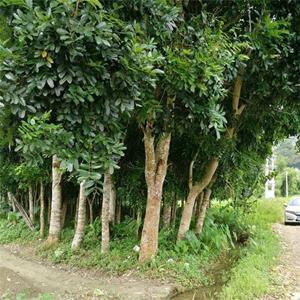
left=116, top=200, right=121, bottom=224
left=195, top=189, right=212, bottom=235
left=194, top=192, right=204, bottom=225
left=101, top=172, right=111, bottom=254
left=177, top=157, right=218, bottom=241
left=177, top=69, right=246, bottom=241
left=171, top=199, right=177, bottom=227
left=72, top=182, right=87, bottom=250
left=139, top=125, right=171, bottom=262
left=29, top=185, right=34, bottom=224
left=109, top=178, right=116, bottom=225
left=40, top=182, right=45, bottom=237
left=8, top=192, right=34, bottom=230
left=162, top=203, right=172, bottom=228
left=88, top=200, right=93, bottom=225
left=60, top=200, right=68, bottom=229
left=8, top=192, right=16, bottom=212
left=136, top=208, right=142, bottom=239
left=48, top=196, right=51, bottom=225
left=47, top=155, right=62, bottom=245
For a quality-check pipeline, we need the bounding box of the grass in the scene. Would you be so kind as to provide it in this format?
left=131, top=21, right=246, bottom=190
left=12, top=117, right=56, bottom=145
left=219, top=197, right=286, bottom=300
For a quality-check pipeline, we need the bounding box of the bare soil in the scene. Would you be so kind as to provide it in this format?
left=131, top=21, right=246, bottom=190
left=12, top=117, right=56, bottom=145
left=262, top=223, right=300, bottom=300
left=0, top=244, right=179, bottom=300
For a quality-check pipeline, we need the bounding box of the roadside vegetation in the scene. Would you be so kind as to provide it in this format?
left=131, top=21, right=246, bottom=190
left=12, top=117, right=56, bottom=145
left=0, top=197, right=287, bottom=297
left=220, top=198, right=286, bottom=300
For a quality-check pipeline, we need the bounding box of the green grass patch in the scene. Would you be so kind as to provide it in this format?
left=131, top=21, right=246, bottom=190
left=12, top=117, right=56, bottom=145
left=219, top=197, right=286, bottom=300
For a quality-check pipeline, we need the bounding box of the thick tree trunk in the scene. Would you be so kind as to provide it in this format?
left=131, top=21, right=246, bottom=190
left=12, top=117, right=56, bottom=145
left=139, top=126, right=171, bottom=262
left=195, top=189, right=212, bottom=235
left=162, top=203, right=172, bottom=228
left=29, top=185, right=34, bottom=224
left=72, top=182, right=86, bottom=250
left=40, top=182, right=45, bottom=237
left=177, top=157, right=218, bottom=241
left=47, top=155, right=62, bottom=245
left=101, top=172, right=111, bottom=254
left=109, top=178, right=116, bottom=225
left=60, top=200, right=68, bottom=229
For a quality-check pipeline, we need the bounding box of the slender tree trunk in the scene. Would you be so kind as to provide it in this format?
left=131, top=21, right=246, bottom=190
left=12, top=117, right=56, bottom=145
left=139, top=125, right=171, bottom=262
left=177, top=69, right=246, bottom=242
left=75, top=195, right=79, bottom=227
left=60, top=200, right=68, bottom=229
left=8, top=192, right=34, bottom=230
left=177, top=157, right=218, bottom=241
left=29, top=185, right=34, bottom=224
left=171, top=199, right=177, bottom=227
left=195, top=189, right=212, bottom=235
left=101, top=172, right=111, bottom=254
left=116, top=200, right=121, bottom=224
left=109, top=178, right=116, bottom=225
left=194, top=192, right=204, bottom=225
left=48, top=196, right=51, bottom=225
left=135, top=208, right=142, bottom=239
left=88, top=200, right=93, bottom=225
left=163, top=203, right=172, bottom=228
left=72, top=182, right=87, bottom=250
left=8, top=192, right=16, bottom=212
left=40, top=182, right=45, bottom=237
left=47, top=155, right=62, bottom=245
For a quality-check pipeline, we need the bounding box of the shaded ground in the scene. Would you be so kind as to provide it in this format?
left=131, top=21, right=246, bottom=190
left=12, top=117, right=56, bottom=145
left=0, top=245, right=179, bottom=300
left=262, top=223, right=300, bottom=300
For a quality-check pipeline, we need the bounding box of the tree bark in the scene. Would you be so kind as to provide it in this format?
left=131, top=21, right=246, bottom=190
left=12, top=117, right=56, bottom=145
left=116, top=199, right=121, bottom=224
left=8, top=192, right=16, bottom=212
left=47, top=155, right=62, bottom=245
left=195, top=189, right=212, bottom=235
left=177, top=157, right=218, bottom=241
left=29, top=185, right=34, bottom=224
left=40, top=182, right=45, bottom=237
left=48, top=196, right=51, bottom=225
left=162, top=203, right=172, bottom=228
left=101, top=172, right=111, bottom=254
left=72, top=182, right=86, bottom=250
left=171, top=198, right=177, bottom=227
left=139, top=124, right=171, bottom=262
left=88, top=200, right=93, bottom=225
left=136, top=208, right=142, bottom=239
left=194, top=192, right=204, bottom=224
left=109, top=178, right=116, bottom=225
left=60, top=200, right=68, bottom=229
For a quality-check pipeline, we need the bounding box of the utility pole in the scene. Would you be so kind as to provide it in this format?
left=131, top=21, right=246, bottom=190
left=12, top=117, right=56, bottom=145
left=285, top=170, right=289, bottom=198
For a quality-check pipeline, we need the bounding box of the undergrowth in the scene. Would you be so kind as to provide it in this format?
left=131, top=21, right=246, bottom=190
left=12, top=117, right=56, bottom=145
left=0, top=197, right=287, bottom=293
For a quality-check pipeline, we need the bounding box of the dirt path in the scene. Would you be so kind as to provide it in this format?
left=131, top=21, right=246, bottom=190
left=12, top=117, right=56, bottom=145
left=263, top=224, right=300, bottom=300
left=0, top=245, right=178, bottom=300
